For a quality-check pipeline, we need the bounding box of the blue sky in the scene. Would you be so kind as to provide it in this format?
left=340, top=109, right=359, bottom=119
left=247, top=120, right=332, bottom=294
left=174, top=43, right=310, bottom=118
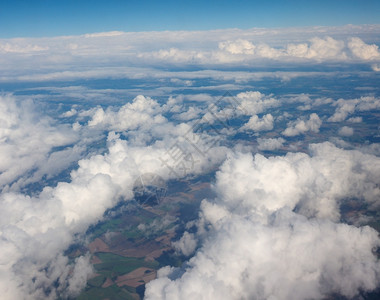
left=0, top=0, right=379, bottom=38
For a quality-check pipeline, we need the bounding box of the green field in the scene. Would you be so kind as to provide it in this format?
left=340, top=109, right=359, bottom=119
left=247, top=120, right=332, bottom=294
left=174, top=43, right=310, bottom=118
left=77, top=284, right=135, bottom=300
left=94, top=252, right=158, bottom=279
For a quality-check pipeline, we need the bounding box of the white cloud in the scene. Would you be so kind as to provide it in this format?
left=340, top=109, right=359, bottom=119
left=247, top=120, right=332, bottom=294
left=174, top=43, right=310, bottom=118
left=87, top=95, right=167, bottom=131
left=288, top=94, right=333, bottom=111
left=257, top=137, right=285, bottom=150
left=218, top=37, right=347, bottom=61
left=218, top=39, right=255, bottom=55
left=372, top=64, right=380, bottom=71
left=0, top=94, right=234, bottom=299
left=357, top=96, right=380, bottom=111
left=328, top=96, right=380, bottom=122
left=347, top=116, right=362, bottom=123
left=287, top=36, right=346, bottom=60
left=348, top=37, right=380, bottom=60
left=83, top=31, right=124, bottom=38
left=282, top=113, right=322, bottom=136
left=209, top=142, right=380, bottom=225
left=61, top=107, right=78, bottom=118
left=172, top=232, right=198, bottom=257
left=338, top=126, right=354, bottom=137
left=0, top=42, right=49, bottom=53
left=146, top=209, right=380, bottom=300
left=175, top=106, right=202, bottom=121
left=241, top=114, right=274, bottom=131
left=0, top=95, right=81, bottom=191
left=139, top=48, right=207, bottom=64
left=236, top=91, right=280, bottom=115
left=146, top=143, right=380, bottom=300
left=1, top=25, right=379, bottom=84
left=328, top=98, right=358, bottom=122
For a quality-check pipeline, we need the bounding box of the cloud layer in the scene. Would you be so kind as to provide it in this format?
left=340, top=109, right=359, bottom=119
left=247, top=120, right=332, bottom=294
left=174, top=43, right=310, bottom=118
left=1, top=25, right=380, bottom=83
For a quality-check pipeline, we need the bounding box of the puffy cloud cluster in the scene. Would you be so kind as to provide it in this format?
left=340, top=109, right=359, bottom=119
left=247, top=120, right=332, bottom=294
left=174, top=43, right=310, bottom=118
left=145, top=143, right=380, bottom=299
left=236, top=91, right=280, bottom=115
left=218, top=39, right=256, bottom=55
left=0, top=95, right=81, bottom=191
left=218, top=36, right=379, bottom=63
left=138, top=48, right=207, bottom=64
left=219, top=39, right=282, bottom=59
left=154, top=36, right=360, bottom=64
left=241, top=114, right=274, bottom=132
left=0, top=189, right=95, bottom=299
left=372, top=64, right=380, bottom=71
left=282, top=113, right=322, bottom=136
left=147, top=210, right=379, bottom=300
left=0, top=93, right=233, bottom=299
left=87, top=95, right=167, bottom=131
left=286, top=37, right=346, bottom=60
left=199, top=91, right=279, bottom=130
left=257, top=137, right=285, bottom=150
left=284, top=94, right=333, bottom=111
left=338, top=126, right=354, bottom=137
left=328, top=96, right=380, bottom=122
left=348, top=37, right=380, bottom=60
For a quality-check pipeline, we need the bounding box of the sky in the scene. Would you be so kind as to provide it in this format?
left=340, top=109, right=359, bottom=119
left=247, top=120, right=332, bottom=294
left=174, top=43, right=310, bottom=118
left=1, top=0, right=380, bottom=38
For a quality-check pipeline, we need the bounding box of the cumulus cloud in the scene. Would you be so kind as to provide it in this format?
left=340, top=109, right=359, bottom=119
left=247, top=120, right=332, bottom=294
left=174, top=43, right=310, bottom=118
left=348, top=37, right=380, bottom=60
left=218, top=36, right=356, bottom=62
left=0, top=190, right=94, bottom=299
left=147, top=209, right=380, bottom=300
left=218, top=37, right=348, bottom=61
left=286, top=94, right=333, bottom=111
left=145, top=143, right=380, bottom=300
left=347, top=116, right=362, bottom=123
left=172, top=231, right=198, bottom=257
left=138, top=48, right=207, bottom=64
left=139, top=35, right=379, bottom=66
left=0, top=95, right=81, bottom=191
left=372, top=64, right=380, bottom=71
left=328, top=96, right=380, bottom=122
left=212, top=143, right=380, bottom=219
left=257, top=137, right=285, bottom=150
left=0, top=94, right=233, bottom=299
left=236, top=91, right=280, bottom=115
left=87, top=95, right=167, bottom=131
left=175, top=106, right=203, bottom=121
left=282, top=113, right=322, bottom=136
left=219, top=39, right=256, bottom=55
left=241, top=114, right=274, bottom=131
left=287, top=36, right=346, bottom=60
left=328, top=99, right=357, bottom=122
left=197, top=91, right=279, bottom=139
left=338, top=126, right=354, bottom=137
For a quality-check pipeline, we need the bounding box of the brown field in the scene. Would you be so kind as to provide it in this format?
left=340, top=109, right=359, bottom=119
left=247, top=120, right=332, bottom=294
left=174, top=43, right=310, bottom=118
left=88, top=237, right=110, bottom=253
left=116, top=267, right=157, bottom=288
